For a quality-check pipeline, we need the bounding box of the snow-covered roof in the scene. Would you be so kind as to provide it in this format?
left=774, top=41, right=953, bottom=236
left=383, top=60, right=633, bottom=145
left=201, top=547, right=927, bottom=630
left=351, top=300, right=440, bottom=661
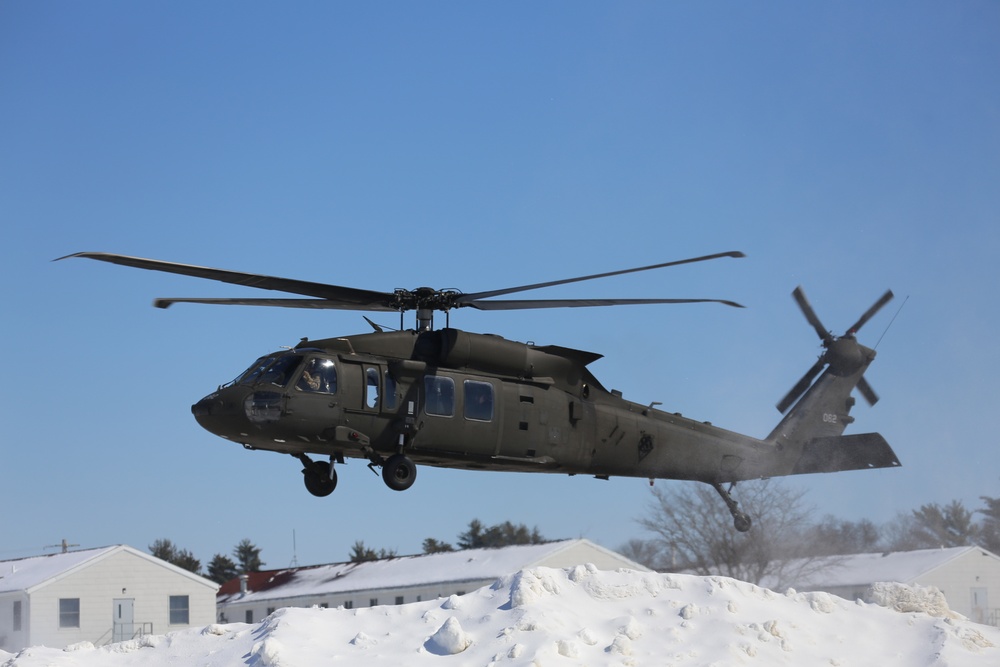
left=0, top=546, right=120, bottom=594
left=762, top=546, right=1000, bottom=590
left=0, top=545, right=219, bottom=594
left=218, top=539, right=638, bottom=605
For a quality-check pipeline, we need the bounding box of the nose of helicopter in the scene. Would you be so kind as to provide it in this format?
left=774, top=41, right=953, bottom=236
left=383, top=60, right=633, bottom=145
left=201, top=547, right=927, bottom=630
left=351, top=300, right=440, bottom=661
left=191, top=389, right=249, bottom=439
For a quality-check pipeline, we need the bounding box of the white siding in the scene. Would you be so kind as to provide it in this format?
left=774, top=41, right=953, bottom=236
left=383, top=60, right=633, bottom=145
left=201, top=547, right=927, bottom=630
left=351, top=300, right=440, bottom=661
left=0, top=593, right=28, bottom=652
left=22, top=550, right=215, bottom=650
left=915, top=550, right=1000, bottom=621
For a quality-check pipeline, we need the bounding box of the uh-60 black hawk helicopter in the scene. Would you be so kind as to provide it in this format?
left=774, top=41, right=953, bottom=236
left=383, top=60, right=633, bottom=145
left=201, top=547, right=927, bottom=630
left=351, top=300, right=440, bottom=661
left=61, top=250, right=900, bottom=531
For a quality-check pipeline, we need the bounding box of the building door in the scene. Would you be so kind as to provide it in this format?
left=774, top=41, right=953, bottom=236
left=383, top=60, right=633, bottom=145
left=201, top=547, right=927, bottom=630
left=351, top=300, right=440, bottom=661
left=971, top=587, right=988, bottom=624
left=113, top=598, right=135, bottom=642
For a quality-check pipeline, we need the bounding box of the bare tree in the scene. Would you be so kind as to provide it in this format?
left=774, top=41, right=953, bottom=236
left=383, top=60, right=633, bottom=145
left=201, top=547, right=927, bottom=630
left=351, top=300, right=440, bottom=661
left=637, top=479, right=827, bottom=588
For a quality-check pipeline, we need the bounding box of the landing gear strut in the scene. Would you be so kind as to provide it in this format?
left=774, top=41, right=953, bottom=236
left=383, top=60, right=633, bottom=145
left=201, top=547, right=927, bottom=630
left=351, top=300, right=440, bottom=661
left=299, top=454, right=338, bottom=497
left=712, top=482, right=752, bottom=532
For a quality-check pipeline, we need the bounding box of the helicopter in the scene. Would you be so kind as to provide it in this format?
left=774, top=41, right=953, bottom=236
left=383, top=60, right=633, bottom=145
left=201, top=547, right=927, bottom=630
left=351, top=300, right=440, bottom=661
left=59, top=251, right=900, bottom=531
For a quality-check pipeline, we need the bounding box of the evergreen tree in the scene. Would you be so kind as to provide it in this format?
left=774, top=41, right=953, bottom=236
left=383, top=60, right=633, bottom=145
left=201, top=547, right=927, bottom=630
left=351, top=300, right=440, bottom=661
left=148, top=538, right=201, bottom=574
left=909, top=501, right=981, bottom=548
left=456, top=519, right=546, bottom=549
left=233, top=539, right=265, bottom=573
left=348, top=540, right=397, bottom=562
left=207, top=554, right=239, bottom=584
left=422, top=537, right=455, bottom=554
left=977, top=494, right=1000, bottom=553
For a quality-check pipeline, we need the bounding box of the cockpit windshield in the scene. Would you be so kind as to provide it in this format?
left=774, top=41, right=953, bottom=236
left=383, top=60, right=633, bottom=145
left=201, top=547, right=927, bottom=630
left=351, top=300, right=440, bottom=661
left=234, top=354, right=303, bottom=388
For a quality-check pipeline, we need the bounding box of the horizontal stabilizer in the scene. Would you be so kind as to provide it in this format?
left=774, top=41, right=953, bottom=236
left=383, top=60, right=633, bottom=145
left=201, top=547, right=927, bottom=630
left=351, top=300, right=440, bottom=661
left=791, top=433, right=901, bottom=475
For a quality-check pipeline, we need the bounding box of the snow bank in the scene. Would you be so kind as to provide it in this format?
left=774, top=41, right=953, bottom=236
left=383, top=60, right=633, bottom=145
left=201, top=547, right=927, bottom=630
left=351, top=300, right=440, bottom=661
left=3, top=566, right=998, bottom=666
left=864, top=581, right=960, bottom=619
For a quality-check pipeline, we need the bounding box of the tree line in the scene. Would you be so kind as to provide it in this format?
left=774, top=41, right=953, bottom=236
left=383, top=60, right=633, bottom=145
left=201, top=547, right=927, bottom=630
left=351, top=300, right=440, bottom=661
left=620, top=479, right=1000, bottom=588
left=148, top=518, right=548, bottom=584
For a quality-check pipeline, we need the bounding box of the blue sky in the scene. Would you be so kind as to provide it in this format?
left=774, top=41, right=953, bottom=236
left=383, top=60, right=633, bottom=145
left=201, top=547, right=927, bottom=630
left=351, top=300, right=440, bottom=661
left=2, top=2, right=998, bottom=568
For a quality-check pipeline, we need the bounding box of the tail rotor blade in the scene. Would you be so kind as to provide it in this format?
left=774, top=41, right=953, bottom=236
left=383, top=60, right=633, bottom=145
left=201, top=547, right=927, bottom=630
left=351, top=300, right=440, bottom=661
left=776, top=357, right=827, bottom=414
left=792, top=287, right=833, bottom=344
left=856, top=376, right=879, bottom=406
left=847, top=290, right=894, bottom=335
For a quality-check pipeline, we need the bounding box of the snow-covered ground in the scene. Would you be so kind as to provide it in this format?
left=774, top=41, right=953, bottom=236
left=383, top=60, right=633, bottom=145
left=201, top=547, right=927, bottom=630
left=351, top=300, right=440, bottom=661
left=3, top=566, right=998, bottom=666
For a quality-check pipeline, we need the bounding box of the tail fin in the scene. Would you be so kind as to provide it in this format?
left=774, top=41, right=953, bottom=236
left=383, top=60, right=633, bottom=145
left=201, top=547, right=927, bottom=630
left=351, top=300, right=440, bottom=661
left=766, top=364, right=900, bottom=475
left=765, top=287, right=901, bottom=476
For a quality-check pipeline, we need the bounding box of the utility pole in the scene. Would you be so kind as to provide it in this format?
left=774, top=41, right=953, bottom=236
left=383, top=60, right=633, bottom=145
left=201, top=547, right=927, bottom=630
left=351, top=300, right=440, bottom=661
left=44, top=539, right=80, bottom=554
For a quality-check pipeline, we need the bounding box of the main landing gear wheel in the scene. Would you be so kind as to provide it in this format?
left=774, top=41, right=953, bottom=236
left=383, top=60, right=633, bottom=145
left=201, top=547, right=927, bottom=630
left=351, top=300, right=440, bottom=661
left=382, top=454, right=417, bottom=491
left=303, top=460, right=338, bottom=497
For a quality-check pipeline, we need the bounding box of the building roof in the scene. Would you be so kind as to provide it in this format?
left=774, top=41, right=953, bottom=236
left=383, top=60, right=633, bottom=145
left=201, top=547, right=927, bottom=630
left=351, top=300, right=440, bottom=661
left=0, top=545, right=219, bottom=594
left=218, top=539, right=639, bottom=605
left=760, top=546, right=1000, bottom=591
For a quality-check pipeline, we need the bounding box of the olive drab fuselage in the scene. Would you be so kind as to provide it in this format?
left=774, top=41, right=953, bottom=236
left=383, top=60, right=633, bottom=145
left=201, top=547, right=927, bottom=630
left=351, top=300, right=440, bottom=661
left=191, top=327, right=885, bottom=487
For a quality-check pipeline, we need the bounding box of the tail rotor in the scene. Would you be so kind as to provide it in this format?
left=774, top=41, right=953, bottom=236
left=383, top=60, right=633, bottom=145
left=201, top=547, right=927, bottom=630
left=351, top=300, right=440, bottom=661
left=776, top=287, right=893, bottom=414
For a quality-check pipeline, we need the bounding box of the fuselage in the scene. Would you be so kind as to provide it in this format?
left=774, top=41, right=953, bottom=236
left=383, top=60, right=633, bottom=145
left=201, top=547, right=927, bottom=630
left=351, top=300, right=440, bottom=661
left=191, top=329, right=773, bottom=484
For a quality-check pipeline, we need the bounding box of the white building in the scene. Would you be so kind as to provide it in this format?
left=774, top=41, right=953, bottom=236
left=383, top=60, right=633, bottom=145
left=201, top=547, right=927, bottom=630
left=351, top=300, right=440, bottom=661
left=0, top=545, right=219, bottom=651
left=760, top=546, right=1000, bottom=626
left=217, top=538, right=647, bottom=624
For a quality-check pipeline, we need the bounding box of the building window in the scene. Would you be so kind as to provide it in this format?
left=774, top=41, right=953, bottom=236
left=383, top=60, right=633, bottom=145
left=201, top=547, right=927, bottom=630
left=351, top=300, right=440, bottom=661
left=59, top=598, right=80, bottom=628
left=267, top=607, right=276, bottom=615
left=395, top=596, right=404, bottom=605
left=245, top=610, right=253, bottom=623
left=319, top=603, right=328, bottom=609
left=369, top=598, right=378, bottom=607
left=343, top=600, right=353, bottom=609
left=13, top=600, right=22, bottom=631
left=169, top=595, right=190, bottom=625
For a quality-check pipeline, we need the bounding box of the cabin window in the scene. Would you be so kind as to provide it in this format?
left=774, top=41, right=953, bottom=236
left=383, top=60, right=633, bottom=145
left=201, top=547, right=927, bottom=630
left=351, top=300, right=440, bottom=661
left=464, top=381, right=494, bottom=422
left=245, top=610, right=253, bottom=623
left=424, top=376, right=455, bottom=417
left=169, top=595, right=190, bottom=625
left=395, top=596, right=404, bottom=605
left=59, top=598, right=80, bottom=628
left=296, top=358, right=337, bottom=394
left=13, top=600, right=22, bottom=631
left=343, top=600, right=354, bottom=609
left=365, top=367, right=379, bottom=408
left=384, top=372, right=398, bottom=410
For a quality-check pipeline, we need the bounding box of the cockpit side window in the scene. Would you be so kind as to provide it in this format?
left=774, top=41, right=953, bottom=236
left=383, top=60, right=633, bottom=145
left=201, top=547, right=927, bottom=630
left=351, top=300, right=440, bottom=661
left=296, top=358, right=338, bottom=394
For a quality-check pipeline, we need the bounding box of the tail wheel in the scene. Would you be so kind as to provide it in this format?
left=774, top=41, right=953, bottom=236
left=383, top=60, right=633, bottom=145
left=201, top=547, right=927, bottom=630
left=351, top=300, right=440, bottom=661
left=382, top=454, right=417, bottom=491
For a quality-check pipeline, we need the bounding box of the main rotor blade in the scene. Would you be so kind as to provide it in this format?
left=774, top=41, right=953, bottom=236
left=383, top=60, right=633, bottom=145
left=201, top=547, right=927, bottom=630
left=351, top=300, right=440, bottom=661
left=463, top=297, right=745, bottom=311
left=856, top=376, right=879, bottom=406
left=776, top=357, right=827, bottom=414
left=792, top=286, right=833, bottom=344
left=153, top=297, right=398, bottom=311
left=57, top=252, right=393, bottom=307
left=456, top=251, right=745, bottom=303
left=846, top=289, right=894, bottom=335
